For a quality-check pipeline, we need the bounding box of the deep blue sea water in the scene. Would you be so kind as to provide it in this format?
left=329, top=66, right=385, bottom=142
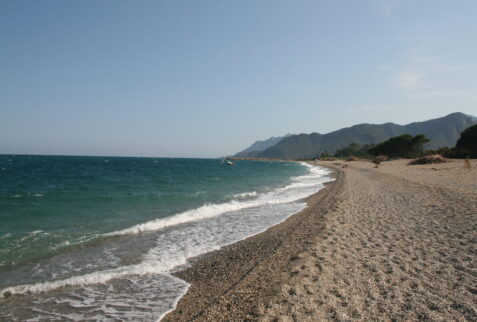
left=0, top=155, right=332, bottom=320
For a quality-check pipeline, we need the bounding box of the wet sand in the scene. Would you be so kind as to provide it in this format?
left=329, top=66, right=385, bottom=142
left=164, top=159, right=477, bottom=321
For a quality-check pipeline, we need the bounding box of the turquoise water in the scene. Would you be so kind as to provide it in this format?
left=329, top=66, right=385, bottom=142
left=0, top=155, right=305, bottom=271
left=0, top=155, right=332, bottom=320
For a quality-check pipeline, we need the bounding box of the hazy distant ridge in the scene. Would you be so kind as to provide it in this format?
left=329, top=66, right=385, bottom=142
left=235, top=134, right=292, bottom=157
left=237, top=112, right=477, bottom=160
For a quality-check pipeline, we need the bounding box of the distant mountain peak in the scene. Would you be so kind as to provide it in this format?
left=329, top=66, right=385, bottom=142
left=234, top=134, right=293, bottom=157
left=235, top=112, right=477, bottom=160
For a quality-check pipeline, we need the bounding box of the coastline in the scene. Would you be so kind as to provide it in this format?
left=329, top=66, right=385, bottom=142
left=0, top=159, right=332, bottom=320
left=163, top=164, right=343, bottom=321
left=164, top=159, right=477, bottom=321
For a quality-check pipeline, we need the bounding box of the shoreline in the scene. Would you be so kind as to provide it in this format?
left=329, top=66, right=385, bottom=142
left=164, top=159, right=477, bottom=321
left=0, top=159, right=333, bottom=321
left=163, top=164, right=343, bottom=321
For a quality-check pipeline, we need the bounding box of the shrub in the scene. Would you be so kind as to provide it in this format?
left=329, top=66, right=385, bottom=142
left=408, top=154, right=448, bottom=165
left=455, top=124, right=477, bottom=157
left=436, top=146, right=453, bottom=157
left=320, top=151, right=331, bottom=158
left=369, top=134, right=430, bottom=158
left=334, top=143, right=375, bottom=158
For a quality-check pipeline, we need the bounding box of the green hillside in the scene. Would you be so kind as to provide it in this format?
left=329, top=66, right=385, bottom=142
left=241, top=112, right=476, bottom=160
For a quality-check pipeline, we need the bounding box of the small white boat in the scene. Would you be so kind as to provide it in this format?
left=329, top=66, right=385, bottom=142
left=226, top=160, right=235, bottom=165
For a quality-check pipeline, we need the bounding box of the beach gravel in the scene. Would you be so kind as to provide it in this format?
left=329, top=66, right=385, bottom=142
left=164, top=159, right=477, bottom=321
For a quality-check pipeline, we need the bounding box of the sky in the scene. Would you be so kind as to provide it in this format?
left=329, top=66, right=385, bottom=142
left=1, top=0, right=476, bottom=157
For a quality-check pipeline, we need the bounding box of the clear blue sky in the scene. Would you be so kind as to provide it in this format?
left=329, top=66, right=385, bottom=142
left=1, top=0, right=476, bottom=157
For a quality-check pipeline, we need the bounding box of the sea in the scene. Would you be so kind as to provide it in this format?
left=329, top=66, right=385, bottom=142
left=0, top=155, right=333, bottom=321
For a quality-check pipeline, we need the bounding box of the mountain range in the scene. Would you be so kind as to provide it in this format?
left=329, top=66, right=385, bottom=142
left=234, top=134, right=293, bottom=157
left=234, top=112, right=477, bottom=160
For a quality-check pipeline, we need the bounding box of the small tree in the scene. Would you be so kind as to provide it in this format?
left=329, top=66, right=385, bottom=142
left=334, top=142, right=375, bottom=158
left=436, top=146, right=452, bottom=157
left=369, top=134, right=430, bottom=158
left=455, top=124, right=477, bottom=157
left=408, top=134, right=431, bottom=157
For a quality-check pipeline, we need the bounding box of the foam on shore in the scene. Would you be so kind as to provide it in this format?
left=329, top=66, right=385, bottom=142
left=0, top=163, right=333, bottom=321
left=107, top=163, right=331, bottom=236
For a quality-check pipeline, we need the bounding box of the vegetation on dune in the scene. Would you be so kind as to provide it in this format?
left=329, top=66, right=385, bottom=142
left=311, top=124, right=476, bottom=162
left=455, top=124, right=477, bottom=157
left=368, top=134, right=430, bottom=158
left=334, top=142, right=374, bottom=158
left=408, top=154, right=448, bottom=165
left=423, top=124, right=477, bottom=158
left=240, top=112, right=476, bottom=160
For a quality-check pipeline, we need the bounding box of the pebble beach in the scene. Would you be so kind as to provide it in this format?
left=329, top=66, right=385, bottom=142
left=165, top=159, right=477, bottom=321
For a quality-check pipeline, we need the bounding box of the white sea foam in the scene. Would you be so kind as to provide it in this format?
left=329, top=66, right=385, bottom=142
left=0, top=233, right=12, bottom=239
left=107, top=163, right=332, bottom=236
left=1, top=259, right=175, bottom=296
left=232, top=191, right=258, bottom=199
left=0, top=163, right=333, bottom=302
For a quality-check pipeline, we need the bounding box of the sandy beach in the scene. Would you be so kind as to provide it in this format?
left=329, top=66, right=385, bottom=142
left=164, top=159, right=477, bottom=321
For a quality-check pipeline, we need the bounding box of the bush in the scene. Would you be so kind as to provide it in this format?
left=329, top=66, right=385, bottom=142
left=436, top=146, right=453, bottom=157
left=455, top=124, right=477, bottom=157
left=334, top=142, right=375, bottom=158
left=369, top=134, right=430, bottom=158
left=408, top=154, right=448, bottom=165
left=320, top=151, right=331, bottom=158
